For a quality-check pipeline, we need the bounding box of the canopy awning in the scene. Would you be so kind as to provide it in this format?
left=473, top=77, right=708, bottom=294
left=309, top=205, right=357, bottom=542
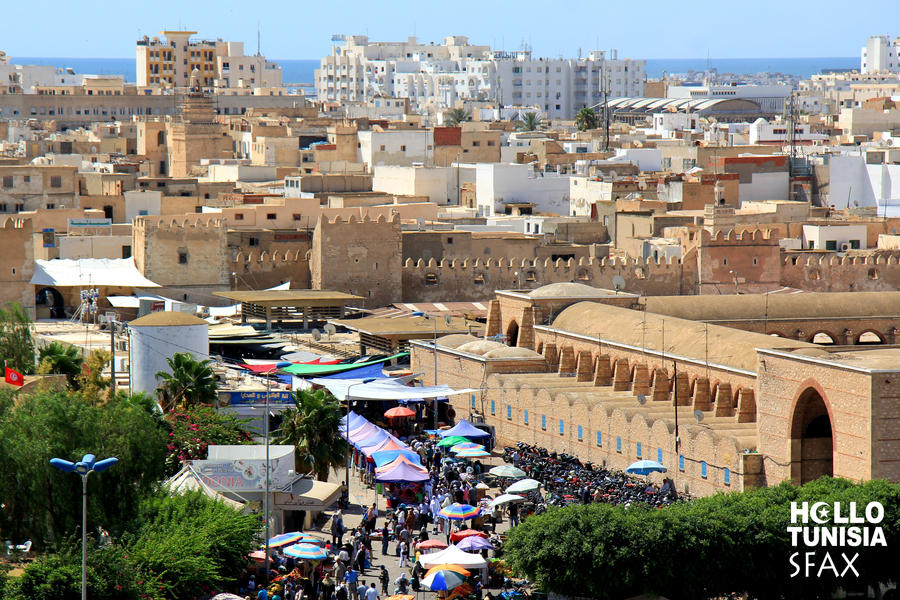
left=439, top=419, right=491, bottom=438
left=312, top=377, right=476, bottom=401
left=374, top=460, right=430, bottom=483
left=31, top=258, right=160, bottom=288
left=418, top=545, right=488, bottom=569
left=273, top=478, right=342, bottom=511
left=318, top=363, right=387, bottom=380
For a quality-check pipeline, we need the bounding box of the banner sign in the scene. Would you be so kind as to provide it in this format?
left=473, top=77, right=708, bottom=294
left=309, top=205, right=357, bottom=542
left=192, top=456, right=292, bottom=491
left=218, top=390, right=296, bottom=406
left=68, top=218, right=112, bottom=228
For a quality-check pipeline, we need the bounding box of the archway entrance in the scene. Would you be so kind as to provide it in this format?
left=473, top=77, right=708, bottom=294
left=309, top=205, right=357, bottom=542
left=506, top=320, right=519, bottom=347
left=35, top=287, right=65, bottom=319
left=790, top=387, right=833, bottom=484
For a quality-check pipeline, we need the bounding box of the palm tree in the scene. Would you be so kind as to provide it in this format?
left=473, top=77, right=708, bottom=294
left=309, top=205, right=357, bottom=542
left=37, top=341, right=83, bottom=385
left=446, top=108, right=470, bottom=127
left=517, top=111, right=544, bottom=132
left=575, top=107, right=599, bottom=132
left=273, top=388, right=348, bottom=481
left=155, top=352, right=218, bottom=411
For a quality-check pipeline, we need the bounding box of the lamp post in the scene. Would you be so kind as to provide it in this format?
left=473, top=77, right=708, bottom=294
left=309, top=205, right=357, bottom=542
left=344, top=377, right=377, bottom=506
left=263, top=361, right=292, bottom=588
left=50, top=453, right=118, bottom=600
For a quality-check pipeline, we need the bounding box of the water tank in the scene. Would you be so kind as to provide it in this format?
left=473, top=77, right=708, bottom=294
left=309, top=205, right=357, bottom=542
left=129, top=311, right=209, bottom=397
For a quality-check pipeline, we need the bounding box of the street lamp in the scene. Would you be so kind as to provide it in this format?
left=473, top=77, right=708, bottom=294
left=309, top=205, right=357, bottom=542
left=263, top=361, right=292, bottom=588
left=50, top=453, right=119, bottom=600
left=343, top=377, right=377, bottom=504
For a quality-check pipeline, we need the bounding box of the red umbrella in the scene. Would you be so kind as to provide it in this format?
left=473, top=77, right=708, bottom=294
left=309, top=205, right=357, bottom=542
left=416, top=539, right=448, bottom=550
left=449, top=528, right=489, bottom=542
left=384, top=406, right=416, bottom=419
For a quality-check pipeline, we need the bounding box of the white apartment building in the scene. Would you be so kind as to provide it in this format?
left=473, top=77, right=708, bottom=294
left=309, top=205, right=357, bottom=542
left=475, top=162, right=570, bottom=217
left=861, top=35, right=900, bottom=74
left=316, top=35, right=645, bottom=120
left=0, top=51, right=88, bottom=94
left=357, top=129, right=434, bottom=170
left=748, top=118, right=828, bottom=145
left=666, top=84, right=792, bottom=113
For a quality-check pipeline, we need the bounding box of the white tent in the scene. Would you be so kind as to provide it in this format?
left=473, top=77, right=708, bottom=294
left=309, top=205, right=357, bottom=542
left=311, top=377, right=476, bottom=401
left=30, top=258, right=160, bottom=288
left=417, top=544, right=488, bottom=570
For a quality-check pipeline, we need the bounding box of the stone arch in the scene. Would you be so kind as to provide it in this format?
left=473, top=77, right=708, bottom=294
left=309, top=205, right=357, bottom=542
left=35, top=286, right=65, bottom=319
left=535, top=340, right=544, bottom=354
left=856, top=330, right=884, bottom=344
left=506, top=320, right=520, bottom=347
left=809, top=331, right=837, bottom=345
left=790, top=384, right=834, bottom=484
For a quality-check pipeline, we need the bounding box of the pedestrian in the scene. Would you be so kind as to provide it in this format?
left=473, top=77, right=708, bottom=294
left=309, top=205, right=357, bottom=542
left=365, top=582, right=379, bottom=600
left=397, top=539, right=409, bottom=568
left=336, top=584, right=348, bottom=600
left=356, top=581, right=368, bottom=600
left=381, top=527, right=390, bottom=555
left=344, top=567, right=359, bottom=600
left=508, top=502, right=520, bottom=527
left=379, top=566, right=389, bottom=595
left=321, top=575, right=335, bottom=600
left=332, top=511, right=345, bottom=546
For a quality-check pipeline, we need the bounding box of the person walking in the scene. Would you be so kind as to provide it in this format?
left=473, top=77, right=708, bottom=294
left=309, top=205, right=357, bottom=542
left=365, top=582, right=379, bottom=600
left=397, top=539, right=409, bottom=568
left=379, top=566, right=389, bottom=595
left=356, top=581, right=368, bottom=600
left=331, top=511, right=345, bottom=546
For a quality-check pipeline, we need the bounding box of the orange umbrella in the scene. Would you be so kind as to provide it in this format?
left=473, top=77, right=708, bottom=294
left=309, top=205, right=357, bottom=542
left=386, top=595, right=414, bottom=600
left=385, top=406, right=416, bottom=419
left=450, top=528, right=489, bottom=542
left=416, top=539, right=448, bottom=550
left=448, top=583, right=474, bottom=600
left=425, top=564, right=471, bottom=578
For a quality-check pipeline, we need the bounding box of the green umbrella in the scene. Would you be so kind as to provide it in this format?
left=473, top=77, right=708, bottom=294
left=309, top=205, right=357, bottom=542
left=437, top=435, right=470, bottom=448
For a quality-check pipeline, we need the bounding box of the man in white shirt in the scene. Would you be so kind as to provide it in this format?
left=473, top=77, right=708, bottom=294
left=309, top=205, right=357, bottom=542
left=365, top=582, right=379, bottom=600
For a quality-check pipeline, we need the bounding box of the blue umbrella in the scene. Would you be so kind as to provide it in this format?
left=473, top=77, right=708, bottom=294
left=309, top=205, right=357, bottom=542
left=625, top=460, right=667, bottom=476
left=283, top=543, right=329, bottom=561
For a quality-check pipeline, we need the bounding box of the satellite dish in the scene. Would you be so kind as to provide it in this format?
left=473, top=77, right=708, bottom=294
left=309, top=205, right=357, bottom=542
left=612, top=275, right=626, bottom=292
left=694, top=410, right=704, bottom=423
left=636, top=394, right=647, bottom=405
left=444, top=314, right=453, bottom=325
left=311, top=329, right=322, bottom=341
left=324, top=323, right=337, bottom=336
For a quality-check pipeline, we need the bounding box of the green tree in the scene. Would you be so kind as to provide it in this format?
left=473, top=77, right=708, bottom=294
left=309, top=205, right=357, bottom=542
left=273, top=388, right=348, bottom=480
left=163, top=406, right=253, bottom=476
left=0, top=391, right=167, bottom=547
left=517, top=111, right=544, bottom=132
left=446, top=108, right=471, bottom=126
left=155, top=352, right=217, bottom=411
left=38, top=341, right=84, bottom=386
left=0, top=302, right=35, bottom=375
left=574, top=106, right=598, bottom=131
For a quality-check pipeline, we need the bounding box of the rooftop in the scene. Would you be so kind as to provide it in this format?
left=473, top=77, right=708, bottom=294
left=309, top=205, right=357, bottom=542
left=214, top=290, right=363, bottom=307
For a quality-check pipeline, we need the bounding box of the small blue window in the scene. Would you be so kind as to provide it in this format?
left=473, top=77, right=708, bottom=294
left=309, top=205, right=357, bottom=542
left=636, top=442, right=642, bottom=459
left=507, top=405, right=512, bottom=420
left=541, top=414, right=546, bottom=430
left=679, top=455, right=685, bottom=471
left=724, top=468, right=731, bottom=485
left=701, top=461, right=708, bottom=479
left=490, top=400, right=495, bottom=415
left=596, top=431, right=602, bottom=446
left=559, top=419, right=564, bottom=435
left=471, top=394, right=476, bottom=409
left=616, top=436, right=622, bottom=453
left=577, top=425, right=583, bottom=441
left=657, top=448, right=663, bottom=464
left=524, top=409, right=529, bottom=425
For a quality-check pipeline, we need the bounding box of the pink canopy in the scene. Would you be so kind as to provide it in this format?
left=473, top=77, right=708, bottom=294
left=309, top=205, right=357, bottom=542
left=375, top=460, right=429, bottom=483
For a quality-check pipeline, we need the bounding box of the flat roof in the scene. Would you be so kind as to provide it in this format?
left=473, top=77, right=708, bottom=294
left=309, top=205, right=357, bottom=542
left=333, top=316, right=479, bottom=337
left=215, top=290, right=363, bottom=306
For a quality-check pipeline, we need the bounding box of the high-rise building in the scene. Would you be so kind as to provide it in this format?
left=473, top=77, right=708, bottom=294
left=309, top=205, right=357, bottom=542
left=316, top=35, right=645, bottom=120
left=136, top=31, right=282, bottom=89
left=861, top=35, right=900, bottom=74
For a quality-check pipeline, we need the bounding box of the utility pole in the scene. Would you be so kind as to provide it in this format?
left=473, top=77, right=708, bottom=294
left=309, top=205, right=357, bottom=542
left=109, top=318, right=116, bottom=400
left=602, top=62, right=610, bottom=152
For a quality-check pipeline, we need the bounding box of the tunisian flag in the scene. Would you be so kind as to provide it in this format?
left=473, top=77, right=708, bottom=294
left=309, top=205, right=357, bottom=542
left=4, top=367, right=24, bottom=387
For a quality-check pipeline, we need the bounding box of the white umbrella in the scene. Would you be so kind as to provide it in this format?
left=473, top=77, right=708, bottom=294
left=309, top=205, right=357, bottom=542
left=506, top=478, right=540, bottom=493
left=489, top=493, right=525, bottom=508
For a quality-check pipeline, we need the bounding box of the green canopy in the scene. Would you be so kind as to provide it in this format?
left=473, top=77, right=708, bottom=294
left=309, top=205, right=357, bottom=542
left=437, top=435, right=470, bottom=448
left=282, top=352, right=408, bottom=377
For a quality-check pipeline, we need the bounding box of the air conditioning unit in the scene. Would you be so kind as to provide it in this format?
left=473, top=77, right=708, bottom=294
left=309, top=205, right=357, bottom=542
left=840, top=243, right=850, bottom=252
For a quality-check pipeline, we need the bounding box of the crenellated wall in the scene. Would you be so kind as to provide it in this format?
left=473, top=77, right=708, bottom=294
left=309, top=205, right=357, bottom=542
left=401, top=253, right=697, bottom=302
left=133, top=215, right=230, bottom=290
left=781, top=253, right=900, bottom=292
left=230, top=248, right=311, bottom=291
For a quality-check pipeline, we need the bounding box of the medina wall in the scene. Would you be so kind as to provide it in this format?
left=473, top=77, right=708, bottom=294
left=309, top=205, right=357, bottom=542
left=0, top=217, right=34, bottom=310
left=133, top=216, right=230, bottom=289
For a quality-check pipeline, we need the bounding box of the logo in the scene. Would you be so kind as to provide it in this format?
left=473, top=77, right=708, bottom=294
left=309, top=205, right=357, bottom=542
left=787, top=501, right=887, bottom=578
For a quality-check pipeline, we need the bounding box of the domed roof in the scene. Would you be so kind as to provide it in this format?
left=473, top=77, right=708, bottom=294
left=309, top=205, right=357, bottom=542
left=482, top=347, right=543, bottom=359
left=436, top=334, right=480, bottom=349
left=455, top=340, right=506, bottom=356
left=527, top=282, right=610, bottom=298
left=130, top=311, right=208, bottom=327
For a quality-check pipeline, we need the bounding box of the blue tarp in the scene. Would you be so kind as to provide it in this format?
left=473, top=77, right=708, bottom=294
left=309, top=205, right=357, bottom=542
left=319, top=363, right=388, bottom=380
left=439, top=419, right=491, bottom=439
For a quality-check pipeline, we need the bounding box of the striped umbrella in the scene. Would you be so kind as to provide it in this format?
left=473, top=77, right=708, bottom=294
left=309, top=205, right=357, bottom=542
left=449, top=528, right=489, bottom=542
left=283, top=543, right=329, bottom=561
left=454, top=448, right=490, bottom=458
left=439, top=503, right=481, bottom=520
left=488, top=465, right=526, bottom=478
left=425, top=564, right=471, bottom=577
left=422, top=569, right=468, bottom=591
left=450, top=442, right=484, bottom=453
left=267, top=532, right=307, bottom=547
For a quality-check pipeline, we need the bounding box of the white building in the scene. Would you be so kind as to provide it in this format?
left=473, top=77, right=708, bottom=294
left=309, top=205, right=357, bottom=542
left=801, top=224, right=868, bottom=252
left=667, top=84, right=792, bottom=113
left=475, top=162, right=570, bottom=217
left=861, top=35, right=900, bottom=74
left=357, top=128, right=433, bottom=170
left=0, top=52, right=89, bottom=94
left=373, top=165, right=472, bottom=204
left=316, top=35, right=645, bottom=120
left=748, top=118, right=829, bottom=145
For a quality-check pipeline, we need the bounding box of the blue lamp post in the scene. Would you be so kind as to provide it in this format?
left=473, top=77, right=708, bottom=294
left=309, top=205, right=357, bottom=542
left=50, top=453, right=118, bottom=600
left=263, top=361, right=292, bottom=588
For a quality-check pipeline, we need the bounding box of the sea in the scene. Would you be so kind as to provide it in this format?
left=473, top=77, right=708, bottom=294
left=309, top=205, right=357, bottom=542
left=10, top=56, right=860, bottom=85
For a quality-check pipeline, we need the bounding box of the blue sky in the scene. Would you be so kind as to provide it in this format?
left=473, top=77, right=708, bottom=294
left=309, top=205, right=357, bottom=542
left=5, top=0, right=895, bottom=59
